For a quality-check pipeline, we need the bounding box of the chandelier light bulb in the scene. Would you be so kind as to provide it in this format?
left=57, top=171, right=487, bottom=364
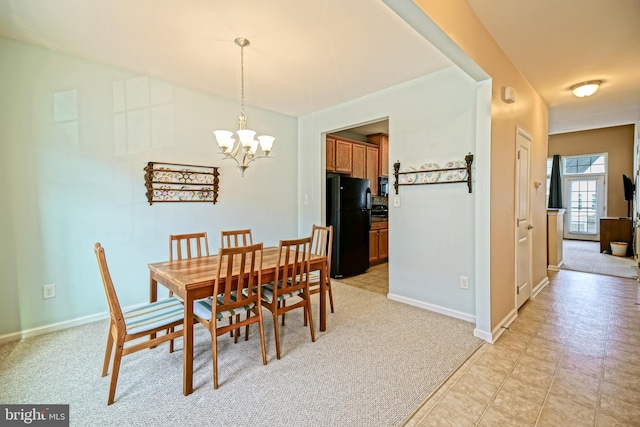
left=258, top=135, right=274, bottom=155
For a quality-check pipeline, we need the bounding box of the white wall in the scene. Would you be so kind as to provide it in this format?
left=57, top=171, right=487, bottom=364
left=0, top=37, right=298, bottom=336
left=1, top=34, right=487, bottom=337
left=298, top=66, right=480, bottom=319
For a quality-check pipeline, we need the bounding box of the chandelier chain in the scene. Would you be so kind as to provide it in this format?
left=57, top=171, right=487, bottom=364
left=240, top=43, right=245, bottom=118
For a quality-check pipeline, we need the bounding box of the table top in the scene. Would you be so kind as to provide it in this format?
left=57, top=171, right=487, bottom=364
left=149, top=246, right=325, bottom=291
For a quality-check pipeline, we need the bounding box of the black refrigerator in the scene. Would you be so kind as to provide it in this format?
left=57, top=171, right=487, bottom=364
left=326, top=175, right=371, bottom=278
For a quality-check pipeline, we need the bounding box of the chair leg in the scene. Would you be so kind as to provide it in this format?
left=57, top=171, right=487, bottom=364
left=228, top=316, right=234, bottom=337
left=256, top=308, right=267, bottom=365
left=107, top=337, right=125, bottom=405
left=102, top=325, right=115, bottom=377
left=271, top=311, right=281, bottom=360
left=168, top=326, right=174, bottom=353
left=303, top=305, right=308, bottom=326
left=234, top=314, right=241, bottom=343
left=328, top=283, right=335, bottom=314
left=212, top=328, right=219, bottom=389
left=305, top=296, right=316, bottom=343
left=280, top=300, right=286, bottom=326
left=244, top=311, right=250, bottom=341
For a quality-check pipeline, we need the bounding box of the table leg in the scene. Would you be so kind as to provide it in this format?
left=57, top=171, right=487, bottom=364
left=150, top=276, right=158, bottom=343
left=319, top=261, right=327, bottom=332
left=150, top=276, right=158, bottom=303
left=183, top=291, right=194, bottom=395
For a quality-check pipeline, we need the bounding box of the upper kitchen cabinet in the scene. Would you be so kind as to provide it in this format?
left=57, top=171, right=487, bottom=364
left=335, top=139, right=353, bottom=174
left=366, top=133, right=389, bottom=177
left=352, top=144, right=366, bottom=179
left=366, top=146, right=379, bottom=195
left=326, top=137, right=336, bottom=172
left=352, top=144, right=378, bottom=195
left=326, top=134, right=379, bottom=195
left=326, top=136, right=353, bottom=173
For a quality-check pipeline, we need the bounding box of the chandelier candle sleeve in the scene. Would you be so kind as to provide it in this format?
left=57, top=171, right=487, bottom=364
left=214, top=37, right=274, bottom=176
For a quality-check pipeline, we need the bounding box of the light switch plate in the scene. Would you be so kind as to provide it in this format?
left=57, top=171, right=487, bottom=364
left=393, top=196, right=401, bottom=207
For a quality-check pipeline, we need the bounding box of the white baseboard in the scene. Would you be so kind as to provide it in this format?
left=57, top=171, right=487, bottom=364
left=387, top=292, right=475, bottom=323
left=532, top=276, right=550, bottom=299
left=0, top=312, right=109, bottom=346
left=473, top=328, right=493, bottom=343
left=477, top=308, right=517, bottom=344
left=547, top=260, right=564, bottom=271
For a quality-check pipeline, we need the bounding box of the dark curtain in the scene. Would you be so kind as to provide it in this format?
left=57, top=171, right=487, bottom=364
left=548, top=154, right=563, bottom=208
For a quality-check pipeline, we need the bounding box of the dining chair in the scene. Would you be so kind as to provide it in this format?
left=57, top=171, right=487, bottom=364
left=220, top=228, right=253, bottom=248
left=192, top=243, right=267, bottom=389
left=304, top=225, right=334, bottom=326
left=94, top=243, right=184, bottom=405
left=220, top=228, right=253, bottom=339
left=169, top=232, right=210, bottom=261
left=168, top=232, right=210, bottom=349
left=261, top=237, right=315, bottom=359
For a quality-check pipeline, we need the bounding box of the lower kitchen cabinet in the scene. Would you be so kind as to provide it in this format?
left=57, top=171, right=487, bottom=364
left=370, top=221, right=388, bottom=264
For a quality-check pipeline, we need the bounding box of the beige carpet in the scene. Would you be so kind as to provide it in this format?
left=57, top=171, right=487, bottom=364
left=0, top=281, right=482, bottom=427
left=562, top=239, right=637, bottom=279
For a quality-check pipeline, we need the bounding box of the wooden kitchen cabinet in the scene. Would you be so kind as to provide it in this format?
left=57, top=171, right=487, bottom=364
left=352, top=144, right=366, bottom=179
left=370, top=221, right=388, bottom=264
left=335, top=140, right=352, bottom=173
left=366, top=133, right=389, bottom=177
left=326, top=137, right=336, bottom=172
left=366, top=146, right=379, bottom=195
left=327, top=136, right=379, bottom=196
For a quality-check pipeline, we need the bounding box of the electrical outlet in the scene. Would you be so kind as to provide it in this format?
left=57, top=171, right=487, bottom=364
left=393, top=196, right=401, bottom=207
left=459, top=276, right=469, bottom=289
left=43, top=283, right=56, bottom=299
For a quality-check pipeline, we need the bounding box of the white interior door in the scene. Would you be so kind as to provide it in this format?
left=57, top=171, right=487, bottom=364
left=515, top=129, right=532, bottom=309
left=563, top=176, right=605, bottom=241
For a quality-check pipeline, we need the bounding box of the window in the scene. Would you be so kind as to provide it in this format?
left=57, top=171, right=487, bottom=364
left=563, top=154, right=606, bottom=175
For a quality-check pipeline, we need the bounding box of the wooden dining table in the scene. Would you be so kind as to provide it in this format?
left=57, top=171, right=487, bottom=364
left=148, top=246, right=328, bottom=396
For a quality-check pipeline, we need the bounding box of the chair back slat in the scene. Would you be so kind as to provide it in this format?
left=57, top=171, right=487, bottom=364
left=170, top=232, right=209, bottom=261
left=214, top=243, right=263, bottom=314
left=221, top=229, right=253, bottom=248
left=94, top=243, right=125, bottom=325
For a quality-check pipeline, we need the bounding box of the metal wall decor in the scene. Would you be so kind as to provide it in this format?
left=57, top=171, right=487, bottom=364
left=144, top=162, right=219, bottom=205
left=393, top=153, right=474, bottom=194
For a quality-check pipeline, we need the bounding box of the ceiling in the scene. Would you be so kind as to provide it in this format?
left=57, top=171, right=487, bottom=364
left=0, top=0, right=638, bottom=136
left=467, top=0, right=640, bottom=134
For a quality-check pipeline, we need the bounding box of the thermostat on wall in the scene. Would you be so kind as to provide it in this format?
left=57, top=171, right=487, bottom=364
left=503, top=86, right=516, bottom=103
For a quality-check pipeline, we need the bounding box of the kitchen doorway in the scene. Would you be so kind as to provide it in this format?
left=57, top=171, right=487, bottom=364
left=324, top=118, right=390, bottom=294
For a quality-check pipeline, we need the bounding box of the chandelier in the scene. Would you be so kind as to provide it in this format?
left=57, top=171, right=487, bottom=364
left=214, top=37, right=274, bottom=176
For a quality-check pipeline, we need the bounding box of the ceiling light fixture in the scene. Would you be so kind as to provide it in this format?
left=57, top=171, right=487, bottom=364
left=214, top=37, right=274, bottom=177
left=570, top=80, right=602, bottom=98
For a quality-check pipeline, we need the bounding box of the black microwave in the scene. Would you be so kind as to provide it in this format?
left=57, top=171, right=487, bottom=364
left=378, top=177, right=389, bottom=197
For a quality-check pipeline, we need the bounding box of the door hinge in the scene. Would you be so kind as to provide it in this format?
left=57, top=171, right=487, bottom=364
left=516, top=218, right=520, bottom=227
left=517, top=150, right=521, bottom=160
left=516, top=285, right=520, bottom=295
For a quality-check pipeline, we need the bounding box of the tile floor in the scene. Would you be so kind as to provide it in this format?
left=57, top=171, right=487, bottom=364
left=339, top=264, right=640, bottom=426
left=335, top=262, right=389, bottom=295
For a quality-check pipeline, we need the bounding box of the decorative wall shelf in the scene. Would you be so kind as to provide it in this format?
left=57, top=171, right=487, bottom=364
left=144, top=162, right=219, bottom=205
left=393, top=153, right=474, bottom=194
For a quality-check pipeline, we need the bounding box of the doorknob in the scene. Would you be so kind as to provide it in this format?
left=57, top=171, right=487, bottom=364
left=527, top=225, right=534, bottom=230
